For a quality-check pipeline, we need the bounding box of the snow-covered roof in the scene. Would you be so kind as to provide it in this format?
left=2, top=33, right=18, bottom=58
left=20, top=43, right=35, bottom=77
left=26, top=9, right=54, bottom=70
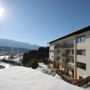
left=0, top=66, right=85, bottom=90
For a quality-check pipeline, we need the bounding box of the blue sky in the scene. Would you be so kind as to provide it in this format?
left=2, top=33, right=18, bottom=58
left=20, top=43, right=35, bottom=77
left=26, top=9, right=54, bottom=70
left=0, top=0, right=90, bottom=46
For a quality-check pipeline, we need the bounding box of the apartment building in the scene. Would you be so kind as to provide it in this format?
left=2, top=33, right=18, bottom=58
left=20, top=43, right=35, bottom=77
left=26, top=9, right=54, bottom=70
left=49, top=26, right=90, bottom=80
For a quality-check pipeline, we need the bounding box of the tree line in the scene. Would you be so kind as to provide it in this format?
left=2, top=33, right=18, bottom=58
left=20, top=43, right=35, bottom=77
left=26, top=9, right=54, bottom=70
left=22, top=47, right=49, bottom=69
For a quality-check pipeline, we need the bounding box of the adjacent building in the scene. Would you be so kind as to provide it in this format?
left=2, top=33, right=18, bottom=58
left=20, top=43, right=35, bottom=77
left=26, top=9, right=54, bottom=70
left=49, top=26, right=90, bottom=80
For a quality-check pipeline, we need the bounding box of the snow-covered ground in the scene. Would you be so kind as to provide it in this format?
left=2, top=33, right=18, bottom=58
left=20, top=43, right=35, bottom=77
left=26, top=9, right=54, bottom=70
left=36, top=63, right=57, bottom=77
left=11, top=56, right=23, bottom=61
left=0, top=66, right=85, bottom=90
left=87, top=87, right=90, bottom=90
left=0, top=55, right=23, bottom=62
left=54, top=74, right=63, bottom=80
left=11, top=56, right=23, bottom=63
left=36, top=63, right=54, bottom=76
left=36, top=63, right=49, bottom=72
left=0, top=56, right=22, bottom=69
left=0, top=55, right=22, bottom=68
left=0, top=62, right=11, bottom=69
left=0, top=55, right=10, bottom=60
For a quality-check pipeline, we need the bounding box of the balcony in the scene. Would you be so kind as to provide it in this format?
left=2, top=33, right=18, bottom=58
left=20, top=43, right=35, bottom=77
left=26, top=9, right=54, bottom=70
left=54, top=56, right=61, bottom=62
left=61, top=44, right=74, bottom=49
left=55, top=43, right=74, bottom=49
left=54, top=44, right=62, bottom=49
left=62, top=53, right=74, bottom=59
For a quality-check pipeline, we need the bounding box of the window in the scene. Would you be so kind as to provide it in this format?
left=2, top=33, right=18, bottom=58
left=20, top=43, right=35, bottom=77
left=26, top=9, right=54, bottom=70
left=55, top=43, right=61, bottom=48
left=77, top=62, right=86, bottom=70
left=66, top=50, right=74, bottom=55
left=66, top=50, right=70, bottom=54
left=52, top=50, right=54, bottom=52
left=57, top=50, right=60, bottom=54
left=49, top=50, right=51, bottom=52
left=76, top=35, right=86, bottom=43
left=66, top=58, right=70, bottom=63
left=70, top=59, right=74, bottom=63
left=81, top=36, right=86, bottom=42
left=77, top=50, right=86, bottom=55
left=50, top=50, right=54, bottom=53
left=76, top=37, right=81, bottom=43
left=55, top=57, right=60, bottom=61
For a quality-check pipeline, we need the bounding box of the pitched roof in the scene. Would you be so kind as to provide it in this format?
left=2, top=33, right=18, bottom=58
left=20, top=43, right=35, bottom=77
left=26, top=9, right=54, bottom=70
left=49, top=25, right=90, bottom=44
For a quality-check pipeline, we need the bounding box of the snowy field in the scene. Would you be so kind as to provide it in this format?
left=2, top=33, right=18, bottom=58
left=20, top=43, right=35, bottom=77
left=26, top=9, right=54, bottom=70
left=0, top=66, right=85, bottom=90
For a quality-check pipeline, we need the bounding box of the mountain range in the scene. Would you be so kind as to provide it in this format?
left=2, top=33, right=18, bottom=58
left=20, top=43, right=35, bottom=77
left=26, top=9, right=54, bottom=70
left=0, top=39, right=39, bottom=50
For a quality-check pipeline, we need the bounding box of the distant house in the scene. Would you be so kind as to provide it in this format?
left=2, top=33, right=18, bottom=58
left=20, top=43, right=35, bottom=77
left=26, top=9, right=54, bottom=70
left=49, top=25, right=90, bottom=80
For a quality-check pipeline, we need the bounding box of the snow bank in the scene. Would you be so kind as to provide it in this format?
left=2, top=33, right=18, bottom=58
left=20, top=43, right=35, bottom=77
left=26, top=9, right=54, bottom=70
left=0, top=66, right=85, bottom=90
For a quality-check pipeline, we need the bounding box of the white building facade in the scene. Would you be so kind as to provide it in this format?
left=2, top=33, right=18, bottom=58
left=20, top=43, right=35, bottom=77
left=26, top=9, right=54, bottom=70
left=49, top=26, right=90, bottom=80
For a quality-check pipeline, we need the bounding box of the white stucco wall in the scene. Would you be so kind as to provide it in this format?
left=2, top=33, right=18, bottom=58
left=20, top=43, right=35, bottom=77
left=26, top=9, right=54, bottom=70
left=76, top=31, right=90, bottom=78
left=49, top=44, right=54, bottom=61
